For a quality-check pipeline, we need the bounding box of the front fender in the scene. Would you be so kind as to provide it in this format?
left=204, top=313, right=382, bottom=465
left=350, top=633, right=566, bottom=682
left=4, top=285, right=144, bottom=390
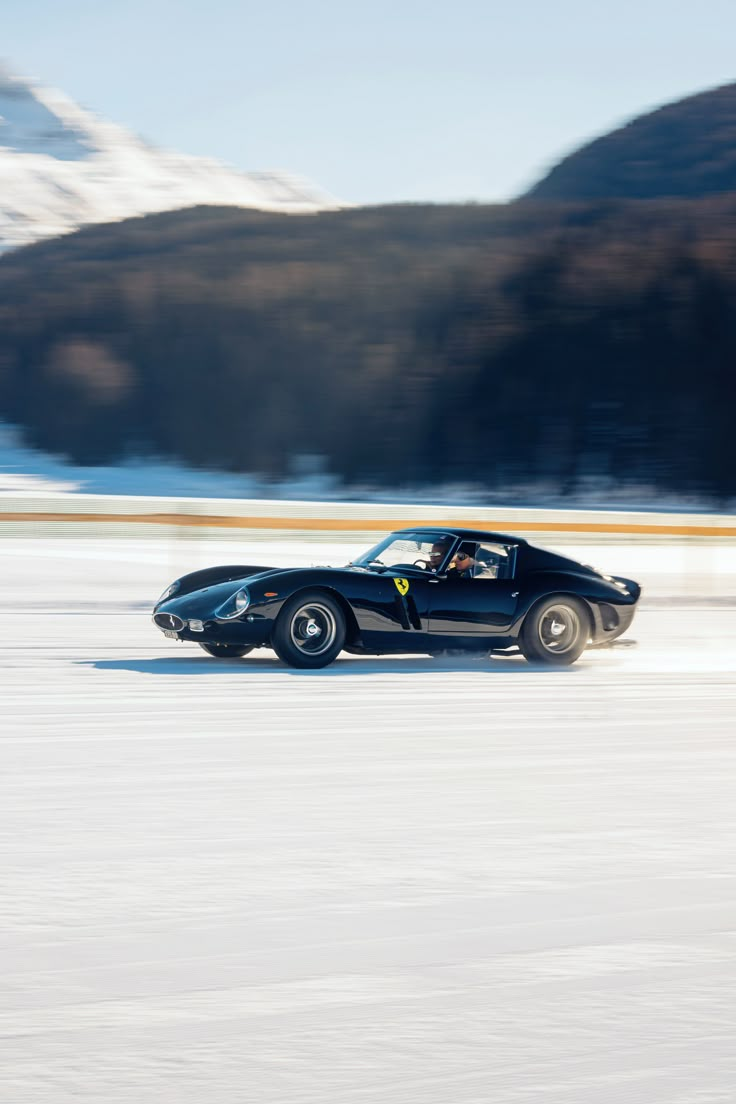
left=246, top=569, right=403, bottom=646
left=165, top=564, right=275, bottom=602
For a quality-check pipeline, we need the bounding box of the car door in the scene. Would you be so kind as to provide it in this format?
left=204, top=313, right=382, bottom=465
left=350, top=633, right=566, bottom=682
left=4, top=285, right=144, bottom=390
left=428, top=575, right=519, bottom=635
left=428, top=543, right=520, bottom=636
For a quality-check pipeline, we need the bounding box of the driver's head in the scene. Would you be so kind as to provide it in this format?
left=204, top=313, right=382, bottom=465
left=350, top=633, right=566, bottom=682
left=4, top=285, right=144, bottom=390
left=429, top=538, right=451, bottom=568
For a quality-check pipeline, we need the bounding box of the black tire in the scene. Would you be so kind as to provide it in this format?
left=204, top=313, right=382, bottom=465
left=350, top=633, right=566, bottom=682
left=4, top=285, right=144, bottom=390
left=271, top=590, right=346, bottom=669
left=519, top=595, right=590, bottom=666
left=199, top=642, right=254, bottom=658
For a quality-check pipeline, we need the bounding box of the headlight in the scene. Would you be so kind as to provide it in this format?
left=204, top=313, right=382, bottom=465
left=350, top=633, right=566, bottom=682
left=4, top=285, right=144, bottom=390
left=156, top=580, right=180, bottom=605
left=234, top=588, right=250, bottom=613
left=216, top=587, right=251, bottom=620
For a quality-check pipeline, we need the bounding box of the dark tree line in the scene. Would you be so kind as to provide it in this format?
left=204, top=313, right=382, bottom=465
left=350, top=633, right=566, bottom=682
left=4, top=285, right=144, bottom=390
left=0, top=198, right=734, bottom=500
left=526, top=81, right=736, bottom=202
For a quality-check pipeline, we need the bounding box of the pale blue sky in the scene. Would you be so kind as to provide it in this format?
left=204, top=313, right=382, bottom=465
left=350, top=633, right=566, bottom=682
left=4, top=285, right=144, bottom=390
left=4, top=0, right=736, bottom=204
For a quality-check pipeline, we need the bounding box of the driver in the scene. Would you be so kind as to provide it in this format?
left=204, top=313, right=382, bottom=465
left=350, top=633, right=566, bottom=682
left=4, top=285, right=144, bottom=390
left=428, top=537, right=452, bottom=572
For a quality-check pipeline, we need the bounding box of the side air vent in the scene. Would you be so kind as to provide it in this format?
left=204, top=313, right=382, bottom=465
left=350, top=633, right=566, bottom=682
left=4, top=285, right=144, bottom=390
left=599, top=603, right=619, bottom=632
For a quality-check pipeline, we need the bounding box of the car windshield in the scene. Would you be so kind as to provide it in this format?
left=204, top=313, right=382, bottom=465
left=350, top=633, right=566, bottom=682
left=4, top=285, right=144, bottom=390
left=352, top=531, right=456, bottom=572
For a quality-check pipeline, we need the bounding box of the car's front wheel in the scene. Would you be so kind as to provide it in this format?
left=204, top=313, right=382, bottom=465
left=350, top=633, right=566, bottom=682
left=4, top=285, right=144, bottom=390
left=199, top=642, right=254, bottom=658
left=272, top=591, right=346, bottom=669
left=519, top=595, right=589, bottom=666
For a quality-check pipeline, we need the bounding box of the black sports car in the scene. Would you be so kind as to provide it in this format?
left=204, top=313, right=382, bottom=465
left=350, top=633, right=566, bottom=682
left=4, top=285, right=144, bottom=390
left=152, top=527, right=640, bottom=668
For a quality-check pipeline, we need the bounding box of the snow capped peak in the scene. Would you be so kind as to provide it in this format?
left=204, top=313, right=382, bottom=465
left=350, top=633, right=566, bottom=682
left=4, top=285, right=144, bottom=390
left=0, top=65, right=112, bottom=160
left=0, top=64, right=341, bottom=252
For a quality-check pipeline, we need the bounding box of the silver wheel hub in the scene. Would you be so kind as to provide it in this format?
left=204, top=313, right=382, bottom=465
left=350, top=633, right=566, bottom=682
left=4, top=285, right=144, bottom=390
left=539, top=604, right=580, bottom=654
left=290, top=602, right=337, bottom=656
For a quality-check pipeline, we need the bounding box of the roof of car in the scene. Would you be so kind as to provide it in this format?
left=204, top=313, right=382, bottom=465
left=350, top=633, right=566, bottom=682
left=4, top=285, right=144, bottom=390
left=393, top=526, right=528, bottom=545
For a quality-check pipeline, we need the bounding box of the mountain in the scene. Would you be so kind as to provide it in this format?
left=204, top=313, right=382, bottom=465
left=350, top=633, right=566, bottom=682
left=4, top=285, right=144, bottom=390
left=0, top=65, right=338, bottom=251
left=525, top=82, right=736, bottom=201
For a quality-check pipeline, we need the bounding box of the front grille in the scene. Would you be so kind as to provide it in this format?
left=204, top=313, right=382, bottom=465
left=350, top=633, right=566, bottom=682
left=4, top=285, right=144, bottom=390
left=153, top=612, right=185, bottom=632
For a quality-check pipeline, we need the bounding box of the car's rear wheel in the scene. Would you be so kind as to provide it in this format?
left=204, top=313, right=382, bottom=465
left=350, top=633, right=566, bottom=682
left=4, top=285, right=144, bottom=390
left=519, top=595, right=589, bottom=666
left=272, top=591, right=346, bottom=669
left=199, top=642, right=254, bottom=658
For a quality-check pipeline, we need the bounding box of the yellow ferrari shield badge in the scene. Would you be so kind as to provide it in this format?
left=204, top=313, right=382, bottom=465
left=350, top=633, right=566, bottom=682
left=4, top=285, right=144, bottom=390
left=393, top=578, right=410, bottom=596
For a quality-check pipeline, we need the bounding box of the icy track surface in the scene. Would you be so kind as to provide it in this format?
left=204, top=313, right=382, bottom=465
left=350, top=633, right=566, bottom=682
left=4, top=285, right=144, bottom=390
left=2, top=537, right=736, bottom=1104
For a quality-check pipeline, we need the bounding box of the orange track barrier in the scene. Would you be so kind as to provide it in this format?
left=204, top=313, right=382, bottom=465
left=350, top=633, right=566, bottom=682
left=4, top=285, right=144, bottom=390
left=2, top=512, right=735, bottom=537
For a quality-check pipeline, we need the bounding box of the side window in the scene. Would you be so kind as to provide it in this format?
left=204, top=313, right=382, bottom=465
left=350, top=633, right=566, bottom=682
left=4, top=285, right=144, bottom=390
left=467, top=543, right=515, bottom=580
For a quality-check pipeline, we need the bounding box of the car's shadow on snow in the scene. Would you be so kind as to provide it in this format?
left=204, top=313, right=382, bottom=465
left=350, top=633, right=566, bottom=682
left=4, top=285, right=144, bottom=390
left=83, top=654, right=578, bottom=676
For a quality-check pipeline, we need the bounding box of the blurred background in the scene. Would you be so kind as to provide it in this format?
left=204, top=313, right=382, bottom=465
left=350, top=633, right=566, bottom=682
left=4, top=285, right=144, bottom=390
left=1, top=0, right=735, bottom=508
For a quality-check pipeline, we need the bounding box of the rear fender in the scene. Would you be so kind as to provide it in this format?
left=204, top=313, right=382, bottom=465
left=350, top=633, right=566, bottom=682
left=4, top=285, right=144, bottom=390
left=513, top=572, right=616, bottom=637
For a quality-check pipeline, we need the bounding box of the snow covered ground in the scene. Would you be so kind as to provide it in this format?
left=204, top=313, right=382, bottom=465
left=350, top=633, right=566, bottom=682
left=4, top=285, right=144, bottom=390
left=2, top=536, right=736, bottom=1103
left=0, top=423, right=285, bottom=498
left=4, top=422, right=735, bottom=512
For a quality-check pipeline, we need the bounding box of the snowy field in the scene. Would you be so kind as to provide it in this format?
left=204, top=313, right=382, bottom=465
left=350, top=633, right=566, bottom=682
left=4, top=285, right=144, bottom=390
left=2, top=534, right=736, bottom=1103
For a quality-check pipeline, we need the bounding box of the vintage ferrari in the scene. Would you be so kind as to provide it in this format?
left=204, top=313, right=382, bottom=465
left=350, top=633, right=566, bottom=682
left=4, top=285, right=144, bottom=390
left=152, top=527, right=640, bottom=668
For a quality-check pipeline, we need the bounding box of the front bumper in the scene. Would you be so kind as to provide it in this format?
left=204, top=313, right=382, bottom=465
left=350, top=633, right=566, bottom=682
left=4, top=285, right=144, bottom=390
left=152, top=608, right=272, bottom=647
left=590, top=578, right=641, bottom=644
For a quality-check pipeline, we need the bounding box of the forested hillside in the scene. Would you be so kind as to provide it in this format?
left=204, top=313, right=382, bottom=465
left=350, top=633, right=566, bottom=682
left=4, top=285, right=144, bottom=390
left=526, top=82, right=736, bottom=201
left=0, top=198, right=734, bottom=499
